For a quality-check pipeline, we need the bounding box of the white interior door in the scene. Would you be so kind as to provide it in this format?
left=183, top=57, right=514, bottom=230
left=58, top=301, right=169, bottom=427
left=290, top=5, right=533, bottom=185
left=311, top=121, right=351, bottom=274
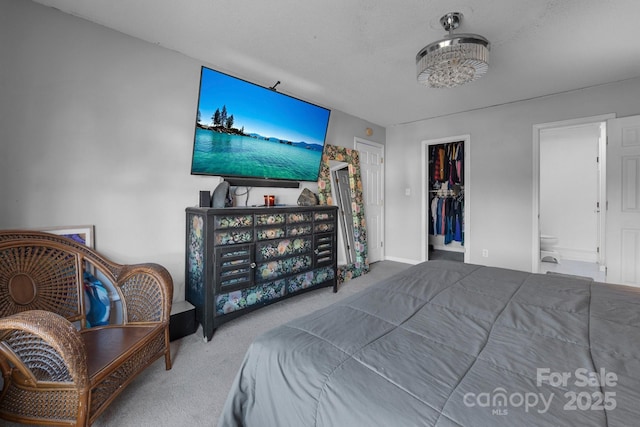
left=606, top=115, right=640, bottom=286
left=355, top=138, right=384, bottom=263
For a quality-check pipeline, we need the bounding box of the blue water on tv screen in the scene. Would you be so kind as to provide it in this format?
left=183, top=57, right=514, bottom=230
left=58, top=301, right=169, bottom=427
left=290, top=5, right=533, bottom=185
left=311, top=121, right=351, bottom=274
left=190, top=66, right=331, bottom=183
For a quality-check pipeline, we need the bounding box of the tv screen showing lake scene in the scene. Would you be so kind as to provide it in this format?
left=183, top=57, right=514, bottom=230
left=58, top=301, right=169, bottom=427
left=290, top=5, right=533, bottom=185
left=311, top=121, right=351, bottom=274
left=191, top=66, right=331, bottom=182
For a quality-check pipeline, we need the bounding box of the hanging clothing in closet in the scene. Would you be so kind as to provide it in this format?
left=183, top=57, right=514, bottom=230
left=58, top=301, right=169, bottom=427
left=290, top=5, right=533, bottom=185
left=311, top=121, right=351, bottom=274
left=429, top=142, right=464, bottom=245
left=430, top=191, right=464, bottom=244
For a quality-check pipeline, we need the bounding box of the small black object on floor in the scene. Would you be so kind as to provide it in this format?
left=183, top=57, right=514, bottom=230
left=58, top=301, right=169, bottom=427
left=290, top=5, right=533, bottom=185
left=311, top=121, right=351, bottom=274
left=170, top=301, right=197, bottom=341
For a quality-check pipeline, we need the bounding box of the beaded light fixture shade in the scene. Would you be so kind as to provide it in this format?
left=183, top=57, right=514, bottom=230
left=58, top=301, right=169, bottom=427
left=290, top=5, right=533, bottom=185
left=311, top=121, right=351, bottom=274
left=416, top=12, right=490, bottom=88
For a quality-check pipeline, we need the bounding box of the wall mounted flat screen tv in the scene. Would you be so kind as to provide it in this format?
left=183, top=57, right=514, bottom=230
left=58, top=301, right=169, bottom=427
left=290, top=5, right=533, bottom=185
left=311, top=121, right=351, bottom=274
left=190, top=66, right=331, bottom=187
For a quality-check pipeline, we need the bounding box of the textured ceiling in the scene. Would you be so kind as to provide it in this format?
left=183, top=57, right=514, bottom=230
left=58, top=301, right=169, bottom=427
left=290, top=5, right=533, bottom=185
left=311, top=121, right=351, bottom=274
left=31, top=0, right=640, bottom=127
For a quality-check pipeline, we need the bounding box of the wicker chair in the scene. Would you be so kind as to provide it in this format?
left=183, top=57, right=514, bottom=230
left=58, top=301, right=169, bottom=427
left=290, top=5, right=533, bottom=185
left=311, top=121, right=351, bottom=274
left=0, top=230, right=173, bottom=426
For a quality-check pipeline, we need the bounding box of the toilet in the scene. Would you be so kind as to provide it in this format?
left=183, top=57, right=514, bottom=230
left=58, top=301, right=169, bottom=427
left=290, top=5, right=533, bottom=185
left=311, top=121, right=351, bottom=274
left=540, top=234, right=560, bottom=263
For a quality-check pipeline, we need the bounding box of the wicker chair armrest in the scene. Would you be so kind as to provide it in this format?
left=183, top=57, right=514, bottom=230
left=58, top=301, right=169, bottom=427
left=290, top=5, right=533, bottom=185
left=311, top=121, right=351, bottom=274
left=116, top=263, right=173, bottom=324
left=0, top=310, right=88, bottom=389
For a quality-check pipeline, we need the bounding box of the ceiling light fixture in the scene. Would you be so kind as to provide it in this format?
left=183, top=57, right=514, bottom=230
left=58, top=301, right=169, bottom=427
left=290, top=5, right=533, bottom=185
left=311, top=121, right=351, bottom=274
left=416, top=12, right=490, bottom=88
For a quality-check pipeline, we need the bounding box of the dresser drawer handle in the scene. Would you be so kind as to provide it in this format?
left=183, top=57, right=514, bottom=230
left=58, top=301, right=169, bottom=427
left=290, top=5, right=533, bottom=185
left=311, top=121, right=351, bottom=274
left=250, top=262, right=257, bottom=269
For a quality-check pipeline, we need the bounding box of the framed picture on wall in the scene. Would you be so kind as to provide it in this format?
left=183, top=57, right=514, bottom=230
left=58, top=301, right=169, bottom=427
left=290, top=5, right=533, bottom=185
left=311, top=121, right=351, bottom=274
left=37, top=225, right=95, bottom=248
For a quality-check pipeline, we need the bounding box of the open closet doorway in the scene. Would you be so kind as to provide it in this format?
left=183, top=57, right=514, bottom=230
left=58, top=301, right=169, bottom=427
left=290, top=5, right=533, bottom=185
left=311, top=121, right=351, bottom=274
left=421, top=135, right=471, bottom=263
left=532, top=114, right=612, bottom=281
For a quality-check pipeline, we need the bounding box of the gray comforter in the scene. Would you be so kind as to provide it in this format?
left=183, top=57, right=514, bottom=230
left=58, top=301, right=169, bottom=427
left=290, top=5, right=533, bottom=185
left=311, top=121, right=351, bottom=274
left=218, top=261, right=640, bottom=426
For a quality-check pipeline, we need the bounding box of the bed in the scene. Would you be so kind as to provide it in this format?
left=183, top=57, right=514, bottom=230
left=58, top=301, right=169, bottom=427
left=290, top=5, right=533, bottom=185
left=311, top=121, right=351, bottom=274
left=218, top=260, right=640, bottom=426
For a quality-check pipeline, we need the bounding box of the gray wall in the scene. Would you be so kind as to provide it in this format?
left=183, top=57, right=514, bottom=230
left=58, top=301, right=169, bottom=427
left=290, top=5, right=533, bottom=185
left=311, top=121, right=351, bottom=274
left=0, top=0, right=385, bottom=301
left=385, top=77, right=640, bottom=272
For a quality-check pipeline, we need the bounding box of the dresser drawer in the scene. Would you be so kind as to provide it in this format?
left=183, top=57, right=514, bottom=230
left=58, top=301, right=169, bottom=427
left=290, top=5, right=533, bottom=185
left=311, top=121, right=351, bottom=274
left=214, top=214, right=253, bottom=229
left=256, top=255, right=312, bottom=282
left=314, top=233, right=336, bottom=267
left=314, top=222, right=335, bottom=233
left=214, top=228, right=254, bottom=245
left=287, top=211, right=313, bottom=223
left=314, top=211, right=335, bottom=222
left=215, top=279, right=286, bottom=316
left=286, top=224, right=312, bottom=237
left=287, top=266, right=335, bottom=293
left=216, top=245, right=254, bottom=292
left=255, top=212, right=286, bottom=226
left=255, top=237, right=312, bottom=262
left=256, top=226, right=286, bottom=241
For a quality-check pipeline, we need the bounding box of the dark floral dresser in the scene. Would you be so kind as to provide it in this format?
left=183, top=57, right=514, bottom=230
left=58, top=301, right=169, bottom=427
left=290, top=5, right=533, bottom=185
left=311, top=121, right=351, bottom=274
left=185, top=205, right=338, bottom=341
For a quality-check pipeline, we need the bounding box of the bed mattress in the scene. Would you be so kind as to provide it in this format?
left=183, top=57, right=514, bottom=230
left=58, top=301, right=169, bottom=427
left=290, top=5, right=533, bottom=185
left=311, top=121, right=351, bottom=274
left=218, top=260, right=640, bottom=426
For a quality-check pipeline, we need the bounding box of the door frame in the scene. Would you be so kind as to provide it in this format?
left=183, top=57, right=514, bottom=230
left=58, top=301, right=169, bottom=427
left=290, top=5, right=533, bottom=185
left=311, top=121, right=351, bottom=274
left=532, top=113, right=614, bottom=273
left=421, top=134, right=471, bottom=263
left=354, top=137, right=385, bottom=262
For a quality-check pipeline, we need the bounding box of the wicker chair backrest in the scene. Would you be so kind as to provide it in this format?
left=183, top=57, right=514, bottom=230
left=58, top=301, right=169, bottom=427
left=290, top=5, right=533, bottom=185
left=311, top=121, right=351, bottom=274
left=0, top=237, right=85, bottom=322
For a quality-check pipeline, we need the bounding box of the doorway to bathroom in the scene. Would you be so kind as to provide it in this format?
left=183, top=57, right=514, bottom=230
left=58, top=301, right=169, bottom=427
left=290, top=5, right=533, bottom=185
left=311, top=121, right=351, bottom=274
left=533, top=114, right=612, bottom=281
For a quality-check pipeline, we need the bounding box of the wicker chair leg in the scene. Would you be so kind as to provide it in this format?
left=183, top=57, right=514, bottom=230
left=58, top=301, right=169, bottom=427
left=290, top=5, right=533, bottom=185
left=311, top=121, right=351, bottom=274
left=78, top=391, right=90, bottom=427
left=164, top=330, right=172, bottom=370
